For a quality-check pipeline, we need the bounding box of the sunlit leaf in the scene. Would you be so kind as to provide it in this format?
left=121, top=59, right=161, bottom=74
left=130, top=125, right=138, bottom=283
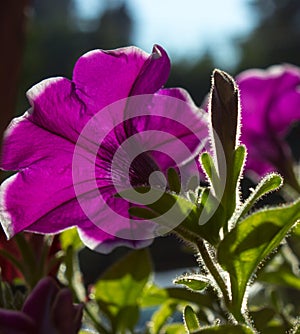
left=200, top=152, right=220, bottom=193
left=233, top=173, right=283, bottom=224
left=150, top=300, right=178, bottom=334
left=184, top=305, right=200, bottom=332
left=167, top=167, right=181, bottom=193
left=192, top=324, right=255, bottom=333
left=258, top=261, right=300, bottom=290
left=60, top=227, right=83, bottom=251
left=217, top=199, right=300, bottom=310
left=174, top=275, right=209, bottom=291
left=93, top=249, right=152, bottom=319
left=164, top=323, right=186, bottom=334
left=231, top=145, right=246, bottom=193
left=115, top=305, right=139, bottom=332
left=140, top=284, right=169, bottom=308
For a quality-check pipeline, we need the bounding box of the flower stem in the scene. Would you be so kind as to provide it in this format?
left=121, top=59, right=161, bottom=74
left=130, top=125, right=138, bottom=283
left=14, top=233, right=37, bottom=289
left=174, top=226, right=247, bottom=324
left=195, top=238, right=230, bottom=307
left=84, top=304, right=110, bottom=334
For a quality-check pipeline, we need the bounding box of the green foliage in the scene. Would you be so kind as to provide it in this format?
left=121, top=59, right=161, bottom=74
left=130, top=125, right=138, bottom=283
left=60, top=227, right=83, bottom=251
left=150, top=300, right=178, bottom=334
left=258, top=260, right=300, bottom=290
left=183, top=305, right=201, bottom=332
left=167, top=167, right=182, bottom=194
left=192, top=324, right=255, bottom=333
left=200, top=152, right=220, bottom=192
left=164, top=323, right=186, bottom=334
left=93, top=249, right=152, bottom=331
left=0, top=281, right=25, bottom=310
left=233, top=173, right=283, bottom=224
left=174, top=275, right=209, bottom=292
left=218, top=199, right=300, bottom=310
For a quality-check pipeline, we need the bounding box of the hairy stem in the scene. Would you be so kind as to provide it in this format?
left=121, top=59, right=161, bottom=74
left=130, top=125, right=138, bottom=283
left=174, top=226, right=247, bottom=324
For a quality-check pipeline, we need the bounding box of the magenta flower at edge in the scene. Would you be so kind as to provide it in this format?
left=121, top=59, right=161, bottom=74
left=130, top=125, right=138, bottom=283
left=0, top=45, right=207, bottom=253
left=236, top=64, right=300, bottom=179
left=0, top=277, right=83, bottom=333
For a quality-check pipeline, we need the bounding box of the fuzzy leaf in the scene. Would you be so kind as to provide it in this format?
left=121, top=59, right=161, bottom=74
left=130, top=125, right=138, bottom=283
left=192, top=324, right=254, bottom=333
left=174, top=275, right=209, bottom=291
left=150, top=300, right=178, bottom=334
left=164, top=323, right=186, bottom=334
left=60, top=227, right=83, bottom=251
left=217, top=199, right=300, bottom=310
left=93, top=249, right=152, bottom=319
left=200, top=152, right=220, bottom=193
left=258, top=261, right=300, bottom=290
left=184, top=305, right=201, bottom=332
left=233, top=173, right=283, bottom=224
left=167, top=167, right=181, bottom=193
left=231, top=145, right=246, bottom=194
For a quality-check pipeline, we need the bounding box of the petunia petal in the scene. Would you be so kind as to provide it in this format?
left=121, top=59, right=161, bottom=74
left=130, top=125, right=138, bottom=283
left=1, top=116, right=75, bottom=171
left=0, top=45, right=205, bottom=253
left=52, top=289, right=83, bottom=332
left=73, top=45, right=170, bottom=113
left=26, top=77, right=90, bottom=142
left=130, top=45, right=171, bottom=95
left=77, top=223, right=152, bottom=254
left=237, top=64, right=300, bottom=175
left=0, top=309, right=36, bottom=334
left=22, top=277, right=59, bottom=332
left=237, top=64, right=300, bottom=137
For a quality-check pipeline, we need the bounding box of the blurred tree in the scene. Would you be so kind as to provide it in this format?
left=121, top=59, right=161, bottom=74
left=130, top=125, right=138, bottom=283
left=17, top=0, right=133, bottom=114
left=167, top=53, right=215, bottom=106
left=90, top=3, right=133, bottom=49
left=236, top=0, right=300, bottom=71
left=235, top=0, right=300, bottom=163
left=0, top=1, right=29, bottom=151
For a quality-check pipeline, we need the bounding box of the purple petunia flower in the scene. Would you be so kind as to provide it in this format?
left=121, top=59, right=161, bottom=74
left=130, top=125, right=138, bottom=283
left=0, top=277, right=83, bottom=334
left=0, top=45, right=207, bottom=253
left=236, top=64, right=300, bottom=181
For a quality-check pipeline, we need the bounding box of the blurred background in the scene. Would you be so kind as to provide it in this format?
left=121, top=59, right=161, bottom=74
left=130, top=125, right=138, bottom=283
left=1, top=0, right=300, bottom=283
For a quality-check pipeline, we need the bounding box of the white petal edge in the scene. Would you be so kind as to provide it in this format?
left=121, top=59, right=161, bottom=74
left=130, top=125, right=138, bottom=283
left=0, top=174, right=18, bottom=239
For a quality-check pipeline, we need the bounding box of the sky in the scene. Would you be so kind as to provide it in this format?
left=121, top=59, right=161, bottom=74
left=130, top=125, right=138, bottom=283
left=75, top=0, right=256, bottom=68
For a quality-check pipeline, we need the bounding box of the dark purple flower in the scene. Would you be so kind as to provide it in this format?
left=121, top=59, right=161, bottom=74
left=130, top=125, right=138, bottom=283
left=236, top=64, right=300, bottom=180
left=0, top=45, right=207, bottom=253
left=0, top=277, right=83, bottom=334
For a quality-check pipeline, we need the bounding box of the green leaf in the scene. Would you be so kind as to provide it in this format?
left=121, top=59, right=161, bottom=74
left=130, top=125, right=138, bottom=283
left=150, top=300, right=178, bottom=334
left=168, top=167, right=181, bottom=193
left=217, top=199, right=300, bottom=310
left=221, top=145, right=246, bottom=230
left=164, top=323, right=186, bottom=334
left=199, top=146, right=246, bottom=241
left=166, top=288, right=221, bottom=313
left=200, top=152, right=220, bottom=193
left=60, top=227, right=83, bottom=251
left=174, top=275, right=209, bottom=291
left=249, top=307, right=276, bottom=332
left=233, top=173, right=283, bottom=224
left=231, top=145, right=246, bottom=194
left=140, top=283, right=169, bottom=307
left=123, top=185, right=223, bottom=245
left=0, top=281, right=25, bottom=310
left=258, top=261, right=300, bottom=290
left=192, top=324, right=254, bottom=333
left=122, top=187, right=199, bottom=235
left=184, top=305, right=200, bottom=332
left=115, top=305, right=139, bottom=332
left=93, top=249, right=152, bottom=317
